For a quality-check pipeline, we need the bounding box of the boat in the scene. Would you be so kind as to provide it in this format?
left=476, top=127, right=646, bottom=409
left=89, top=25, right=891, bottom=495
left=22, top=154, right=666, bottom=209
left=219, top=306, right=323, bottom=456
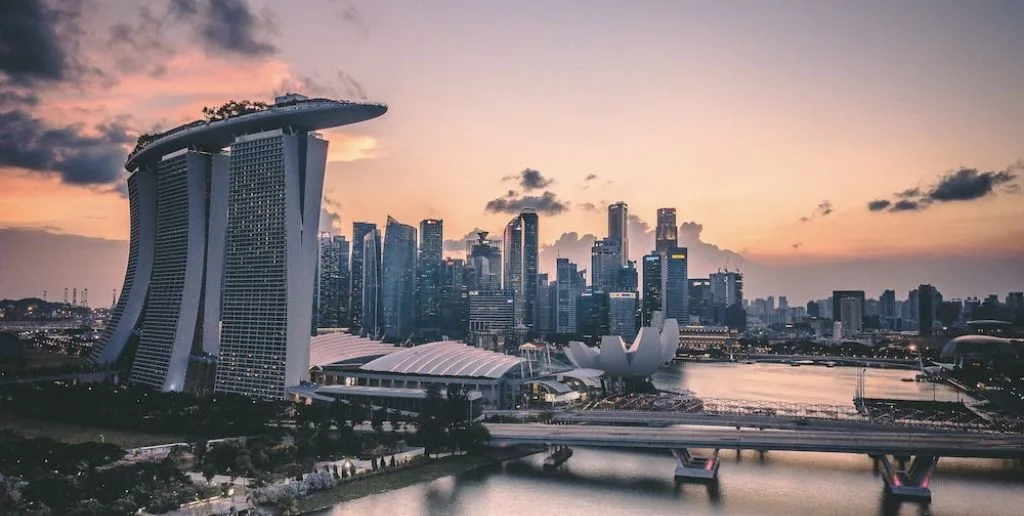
left=825, top=362, right=836, bottom=368
left=901, top=377, right=915, bottom=382
left=743, top=360, right=756, bottom=365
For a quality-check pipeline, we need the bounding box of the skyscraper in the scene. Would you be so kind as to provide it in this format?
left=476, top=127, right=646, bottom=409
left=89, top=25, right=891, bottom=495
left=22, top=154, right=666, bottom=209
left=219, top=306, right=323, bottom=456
left=417, top=219, right=443, bottom=338
left=439, top=258, right=469, bottom=339
left=468, top=232, right=502, bottom=291
left=608, top=292, right=639, bottom=341
left=918, top=284, right=938, bottom=335
left=555, top=258, right=580, bottom=334
left=641, top=253, right=662, bottom=326
left=590, top=238, right=622, bottom=293
left=503, top=211, right=538, bottom=328
left=382, top=216, right=417, bottom=342
left=468, top=289, right=514, bottom=351
left=880, top=289, right=897, bottom=329
left=316, top=233, right=350, bottom=329
left=832, top=290, right=865, bottom=328
left=350, top=221, right=377, bottom=331
left=840, top=297, right=863, bottom=335
left=608, top=202, right=629, bottom=266
left=361, top=228, right=382, bottom=339
left=535, top=273, right=554, bottom=334
left=90, top=94, right=386, bottom=399
left=655, top=208, right=678, bottom=254
left=662, top=247, right=689, bottom=324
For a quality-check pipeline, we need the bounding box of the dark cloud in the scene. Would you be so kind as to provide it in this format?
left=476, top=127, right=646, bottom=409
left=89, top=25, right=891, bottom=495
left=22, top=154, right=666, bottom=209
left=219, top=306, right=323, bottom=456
left=890, top=199, right=923, bottom=212
left=792, top=242, right=802, bottom=249
left=580, top=202, right=599, bottom=212
left=929, top=167, right=1017, bottom=201
left=0, top=0, right=81, bottom=86
left=105, top=5, right=176, bottom=76
left=799, top=200, right=833, bottom=222
left=339, top=5, right=369, bottom=37
left=0, top=109, right=133, bottom=186
left=169, top=0, right=277, bottom=57
left=485, top=191, right=568, bottom=216
left=867, top=199, right=891, bottom=211
left=0, top=90, right=39, bottom=107
left=896, top=187, right=920, bottom=199
left=502, top=168, right=554, bottom=191
left=868, top=163, right=1021, bottom=213
left=585, top=174, right=597, bottom=181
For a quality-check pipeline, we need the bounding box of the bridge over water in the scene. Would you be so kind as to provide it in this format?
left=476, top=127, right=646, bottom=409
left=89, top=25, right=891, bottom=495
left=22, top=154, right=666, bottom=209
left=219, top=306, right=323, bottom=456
left=485, top=422, right=1024, bottom=500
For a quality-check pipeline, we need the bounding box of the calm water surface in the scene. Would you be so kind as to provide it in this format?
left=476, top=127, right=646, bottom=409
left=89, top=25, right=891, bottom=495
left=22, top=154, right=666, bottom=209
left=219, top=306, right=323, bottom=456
left=322, top=363, right=1024, bottom=515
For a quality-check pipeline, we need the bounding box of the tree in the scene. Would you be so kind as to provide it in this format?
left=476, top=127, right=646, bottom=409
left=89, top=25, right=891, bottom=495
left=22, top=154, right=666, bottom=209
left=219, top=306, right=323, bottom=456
left=202, top=460, right=217, bottom=485
left=416, top=384, right=448, bottom=457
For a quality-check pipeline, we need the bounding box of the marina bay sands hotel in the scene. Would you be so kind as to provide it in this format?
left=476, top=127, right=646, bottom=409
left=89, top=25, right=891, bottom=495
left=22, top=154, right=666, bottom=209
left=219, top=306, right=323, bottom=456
left=91, top=94, right=387, bottom=399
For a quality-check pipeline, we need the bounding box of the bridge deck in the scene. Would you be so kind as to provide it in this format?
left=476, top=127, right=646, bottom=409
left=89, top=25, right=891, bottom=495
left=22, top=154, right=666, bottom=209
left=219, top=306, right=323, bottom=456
left=485, top=423, right=1024, bottom=459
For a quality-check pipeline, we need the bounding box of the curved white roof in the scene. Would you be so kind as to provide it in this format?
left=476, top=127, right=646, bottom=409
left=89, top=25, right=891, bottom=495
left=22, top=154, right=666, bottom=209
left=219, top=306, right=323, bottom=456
left=359, top=341, right=525, bottom=379
left=309, top=333, right=401, bottom=368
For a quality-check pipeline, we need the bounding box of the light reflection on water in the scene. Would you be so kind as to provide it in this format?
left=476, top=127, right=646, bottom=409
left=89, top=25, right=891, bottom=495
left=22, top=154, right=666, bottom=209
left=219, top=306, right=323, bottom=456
left=322, top=363, right=1024, bottom=516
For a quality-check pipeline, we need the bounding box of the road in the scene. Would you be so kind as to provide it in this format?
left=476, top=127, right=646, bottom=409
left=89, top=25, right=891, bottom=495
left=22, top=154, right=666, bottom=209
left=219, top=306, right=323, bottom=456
left=485, top=423, right=1024, bottom=459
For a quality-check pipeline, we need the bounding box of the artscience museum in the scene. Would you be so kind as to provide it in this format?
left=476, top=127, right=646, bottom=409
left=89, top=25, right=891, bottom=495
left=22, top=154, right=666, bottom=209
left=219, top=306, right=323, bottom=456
left=565, top=319, right=680, bottom=377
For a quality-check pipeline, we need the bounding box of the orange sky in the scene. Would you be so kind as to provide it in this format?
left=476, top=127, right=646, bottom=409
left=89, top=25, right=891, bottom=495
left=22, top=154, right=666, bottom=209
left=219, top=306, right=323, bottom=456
left=1, top=1, right=1022, bottom=300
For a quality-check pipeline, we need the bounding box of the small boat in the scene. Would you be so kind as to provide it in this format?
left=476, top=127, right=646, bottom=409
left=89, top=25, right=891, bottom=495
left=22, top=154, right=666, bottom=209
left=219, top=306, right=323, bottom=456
left=743, top=360, right=756, bottom=365
left=790, top=362, right=801, bottom=367
left=900, top=378, right=915, bottom=382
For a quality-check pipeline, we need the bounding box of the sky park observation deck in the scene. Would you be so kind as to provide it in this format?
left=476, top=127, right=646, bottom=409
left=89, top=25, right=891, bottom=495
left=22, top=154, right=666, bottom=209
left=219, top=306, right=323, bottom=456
left=92, top=93, right=386, bottom=400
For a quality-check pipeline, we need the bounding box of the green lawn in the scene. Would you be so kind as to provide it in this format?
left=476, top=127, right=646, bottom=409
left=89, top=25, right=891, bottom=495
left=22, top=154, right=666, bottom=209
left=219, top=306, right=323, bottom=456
left=298, top=454, right=493, bottom=513
left=0, top=409, right=186, bottom=448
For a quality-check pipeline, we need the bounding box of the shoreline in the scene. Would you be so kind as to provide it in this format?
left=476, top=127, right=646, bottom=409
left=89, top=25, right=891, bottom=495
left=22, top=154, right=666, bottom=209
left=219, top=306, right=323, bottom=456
left=297, top=445, right=543, bottom=514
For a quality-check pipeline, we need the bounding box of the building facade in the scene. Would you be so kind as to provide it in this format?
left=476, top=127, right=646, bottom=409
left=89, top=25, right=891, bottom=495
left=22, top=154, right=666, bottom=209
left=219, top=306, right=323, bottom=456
left=417, top=219, right=443, bottom=338
left=662, top=247, right=689, bottom=325
left=316, top=233, right=350, bottom=329
left=607, top=202, right=629, bottom=266
left=360, top=228, right=383, bottom=339
left=555, top=258, right=580, bottom=334
left=502, top=211, right=539, bottom=329
left=350, top=221, right=377, bottom=331
left=590, top=238, right=622, bottom=293
left=655, top=207, right=678, bottom=254
left=641, top=253, right=662, bottom=326
left=92, top=94, right=386, bottom=399
left=382, top=216, right=417, bottom=342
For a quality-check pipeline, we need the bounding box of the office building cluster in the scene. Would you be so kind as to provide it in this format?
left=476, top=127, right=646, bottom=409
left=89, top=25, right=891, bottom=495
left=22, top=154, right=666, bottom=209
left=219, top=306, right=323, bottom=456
left=315, top=202, right=750, bottom=353
left=745, top=286, right=1024, bottom=340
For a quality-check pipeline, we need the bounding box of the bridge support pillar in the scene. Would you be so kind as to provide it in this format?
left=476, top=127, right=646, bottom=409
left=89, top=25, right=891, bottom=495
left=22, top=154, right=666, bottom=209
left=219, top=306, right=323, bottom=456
left=672, top=448, right=720, bottom=480
left=542, top=445, right=573, bottom=469
left=877, top=454, right=939, bottom=501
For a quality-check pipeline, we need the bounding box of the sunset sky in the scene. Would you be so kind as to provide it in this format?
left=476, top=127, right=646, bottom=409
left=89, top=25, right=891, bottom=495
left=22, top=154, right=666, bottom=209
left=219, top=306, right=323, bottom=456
left=1, top=0, right=1022, bottom=302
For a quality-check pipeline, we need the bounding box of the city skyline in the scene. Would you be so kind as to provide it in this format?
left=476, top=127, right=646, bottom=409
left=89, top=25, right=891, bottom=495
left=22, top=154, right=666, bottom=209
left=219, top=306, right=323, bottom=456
left=2, top=0, right=1024, bottom=302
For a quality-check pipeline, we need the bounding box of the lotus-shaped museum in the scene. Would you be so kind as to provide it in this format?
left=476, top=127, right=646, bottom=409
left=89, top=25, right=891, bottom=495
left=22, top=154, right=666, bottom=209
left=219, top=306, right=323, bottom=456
left=565, top=319, right=680, bottom=377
